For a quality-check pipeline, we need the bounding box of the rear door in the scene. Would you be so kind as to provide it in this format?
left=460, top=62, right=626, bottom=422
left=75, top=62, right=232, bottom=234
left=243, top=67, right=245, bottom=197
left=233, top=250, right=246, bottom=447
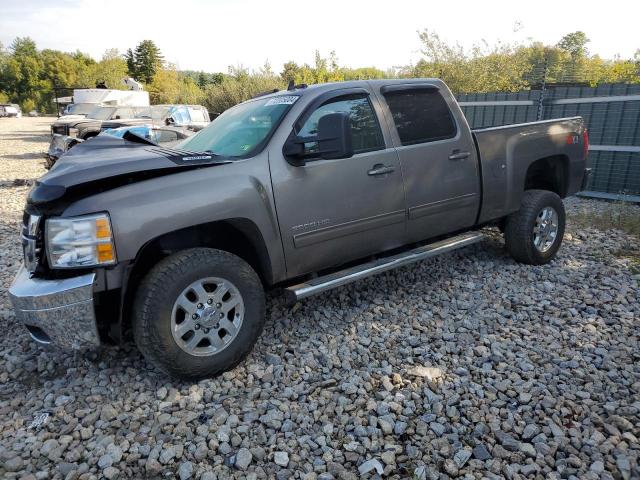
left=269, top=88, right=407, bottom=277
left=376, top=84, right=480, bottom=242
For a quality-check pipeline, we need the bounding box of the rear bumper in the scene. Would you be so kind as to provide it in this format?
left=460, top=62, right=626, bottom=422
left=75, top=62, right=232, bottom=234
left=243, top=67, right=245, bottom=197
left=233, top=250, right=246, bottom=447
left=8, top=265, right=100, bottom=348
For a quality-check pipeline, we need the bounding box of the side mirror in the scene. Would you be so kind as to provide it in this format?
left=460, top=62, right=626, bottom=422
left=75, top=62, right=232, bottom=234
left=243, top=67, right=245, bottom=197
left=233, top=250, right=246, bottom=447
left=283, top=112, right=353, bottom=166
left=316, top=112, right=353, bottom=160
left=165, top=117, right=175, bottom=126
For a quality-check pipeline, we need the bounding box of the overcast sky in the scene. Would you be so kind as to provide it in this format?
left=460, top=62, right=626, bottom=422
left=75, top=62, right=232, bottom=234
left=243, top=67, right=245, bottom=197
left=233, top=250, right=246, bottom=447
left=1, top=0, right=638, bottom=73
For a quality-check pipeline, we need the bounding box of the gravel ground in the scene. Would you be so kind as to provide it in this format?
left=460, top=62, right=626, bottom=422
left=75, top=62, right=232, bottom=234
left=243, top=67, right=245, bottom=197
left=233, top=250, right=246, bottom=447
left=0, top=117, right=51, bottom=183
left=0, top=118, right=638, bottom=480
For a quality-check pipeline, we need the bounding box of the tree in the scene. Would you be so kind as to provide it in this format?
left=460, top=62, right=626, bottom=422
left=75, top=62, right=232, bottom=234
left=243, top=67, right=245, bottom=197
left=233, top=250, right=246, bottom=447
left=557, top=31, right=590, bottom=59
left=10, top=37, right=38, bottom=58
left=94, top=49, right=128, bottom=88
left=131, top=40, right=164, bottom=84
left=124, top=48, right=136, bottom=78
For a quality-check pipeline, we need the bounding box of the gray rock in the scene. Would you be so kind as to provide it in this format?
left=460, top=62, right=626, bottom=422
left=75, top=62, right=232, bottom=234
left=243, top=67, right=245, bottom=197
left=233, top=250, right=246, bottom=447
left=178, top=461, right=193, bottom=480
left=103, top=466, right=119, bottom=479
left=159, top=446, right=176, bottom=464
left=522, top=424, right=539, bottom=440
left=473, top=444, right=491, bottom=460
left=496, top=431, right=520, bottom=451
left=41, top=439, right=59, bottom=456
left=98, top=454, right=114, bottom=469
left=100, top=405, right=118, bottom=422
left=274, top=451, right=289, bottom=467
left=358, top=459, right=384, bottom=476
left=414, top=465, right=428, bottom=480
left=4, top=455, right=23, bottom=472
left=519, top=443, right=536, bottom=458
left=235, top=448, right=252, bottom=470
left=265, top=353, right=282, bottom=365
left=616, top=455, right=631, bottom=480
left=453, top=449, right=472, bottom=468
left=430, top=422, right=446, bottom=436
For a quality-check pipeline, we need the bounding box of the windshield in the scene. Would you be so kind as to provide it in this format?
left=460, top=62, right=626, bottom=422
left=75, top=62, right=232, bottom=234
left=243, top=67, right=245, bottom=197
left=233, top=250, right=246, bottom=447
left=66, top=103, right=95, bottom=115
left=151, top=106, right=172, bottom=120
left=177, top=95, right=298, bottom=158
left=87, top=106, right=116, bottom=120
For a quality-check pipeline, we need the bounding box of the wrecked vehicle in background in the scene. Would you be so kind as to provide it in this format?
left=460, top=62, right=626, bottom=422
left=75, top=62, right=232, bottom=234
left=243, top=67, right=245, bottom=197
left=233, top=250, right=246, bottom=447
left=56, top=87, right=150, bottom=118
left=0, top=104, right=22, bottom=118
left=47, top=124, right=195, bottom=167
left=46, top=105, right=210, bottom=167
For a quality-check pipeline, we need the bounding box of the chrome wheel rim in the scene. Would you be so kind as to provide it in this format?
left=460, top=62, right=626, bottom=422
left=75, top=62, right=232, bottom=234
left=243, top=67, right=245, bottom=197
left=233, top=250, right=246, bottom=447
left=171, top=277, right=244, bottom=357
left=533, top=206, right=559, bottom=253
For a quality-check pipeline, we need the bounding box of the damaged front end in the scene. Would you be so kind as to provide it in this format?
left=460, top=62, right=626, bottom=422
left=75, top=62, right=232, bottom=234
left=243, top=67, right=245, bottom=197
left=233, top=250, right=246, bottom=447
left=45, top=134, right=84, bottom=169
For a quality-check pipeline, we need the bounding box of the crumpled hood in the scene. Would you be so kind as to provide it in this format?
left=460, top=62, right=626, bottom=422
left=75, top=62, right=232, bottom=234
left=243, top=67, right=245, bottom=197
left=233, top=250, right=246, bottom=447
left=29, top=135, right=227, bottom=209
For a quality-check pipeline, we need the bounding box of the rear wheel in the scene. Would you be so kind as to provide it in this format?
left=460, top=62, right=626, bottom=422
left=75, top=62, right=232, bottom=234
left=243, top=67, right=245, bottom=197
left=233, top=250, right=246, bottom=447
left=133, top=248, right=265, bottom=380
left=504, top=189, right=565, bottom=265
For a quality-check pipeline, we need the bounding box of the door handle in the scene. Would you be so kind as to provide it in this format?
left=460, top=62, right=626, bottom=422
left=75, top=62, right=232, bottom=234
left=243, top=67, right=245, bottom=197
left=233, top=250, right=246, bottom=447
left=368, top=164, right=395, bottom=176
left=448, top=150, right=471, bottom=161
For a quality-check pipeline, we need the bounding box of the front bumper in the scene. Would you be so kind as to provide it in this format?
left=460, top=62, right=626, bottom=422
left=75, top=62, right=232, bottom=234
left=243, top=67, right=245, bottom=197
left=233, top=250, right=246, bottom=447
left=8, top=265, right=100, bottom=348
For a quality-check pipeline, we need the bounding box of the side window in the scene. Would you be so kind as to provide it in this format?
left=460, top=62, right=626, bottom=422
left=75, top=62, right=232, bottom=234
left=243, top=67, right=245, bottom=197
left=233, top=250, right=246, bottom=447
left=298, top=95, right=384, bottom=155
left=188, top=107, right=206, bottom=123
left=113, top=108, right=134, bottom=119
left=172, top=107, right=191, bottom=125
left=383, top=89, right=456, bottom=145
left=152, top=129, right=180, bottom=144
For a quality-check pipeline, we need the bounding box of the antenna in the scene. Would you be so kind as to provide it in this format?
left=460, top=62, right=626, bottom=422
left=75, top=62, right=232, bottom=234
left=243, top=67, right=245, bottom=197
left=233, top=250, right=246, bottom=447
left=287, top=80, right=295, bottom=91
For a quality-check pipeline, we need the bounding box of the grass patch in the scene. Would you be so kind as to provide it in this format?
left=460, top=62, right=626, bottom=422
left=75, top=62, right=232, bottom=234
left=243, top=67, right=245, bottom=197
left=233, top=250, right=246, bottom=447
left=568, top=200, right=640, bottom=238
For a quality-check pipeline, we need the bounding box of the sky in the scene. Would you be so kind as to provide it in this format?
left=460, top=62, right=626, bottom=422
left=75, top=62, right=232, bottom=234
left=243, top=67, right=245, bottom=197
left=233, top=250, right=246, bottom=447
left=1, top=0, right=638, bottom=73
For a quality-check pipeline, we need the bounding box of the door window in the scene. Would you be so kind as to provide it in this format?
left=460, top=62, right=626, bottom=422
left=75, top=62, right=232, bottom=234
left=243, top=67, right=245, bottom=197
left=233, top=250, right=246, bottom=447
left=298, top=95, right=384, bottom=155
left=383, top=88, right=456, bottom=145
left=112, top=108, right=134, bottom=119
left=188, top=107, right=207, bottom=123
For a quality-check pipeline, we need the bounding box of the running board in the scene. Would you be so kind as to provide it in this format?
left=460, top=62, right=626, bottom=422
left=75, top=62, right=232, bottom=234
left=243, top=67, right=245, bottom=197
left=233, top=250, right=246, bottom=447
left=284, top=232, right=484, bottom=303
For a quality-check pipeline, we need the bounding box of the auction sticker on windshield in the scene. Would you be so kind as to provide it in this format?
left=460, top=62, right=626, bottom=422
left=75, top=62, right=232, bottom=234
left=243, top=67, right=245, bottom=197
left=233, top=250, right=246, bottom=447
left=264, top=96, right=299, bottom=106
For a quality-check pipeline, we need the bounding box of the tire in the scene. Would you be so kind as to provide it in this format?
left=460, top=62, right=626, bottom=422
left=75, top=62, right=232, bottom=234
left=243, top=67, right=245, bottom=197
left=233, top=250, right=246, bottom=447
left=504, top=189, right=565, bottom=265
left=133, top=248, right=265, bottom=380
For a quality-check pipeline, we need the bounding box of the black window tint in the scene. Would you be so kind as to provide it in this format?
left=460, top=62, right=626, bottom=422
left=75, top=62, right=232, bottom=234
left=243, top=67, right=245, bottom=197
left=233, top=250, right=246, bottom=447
left=298, top=95, right=384, bottom=155
left=384, top=89, right=456, bottom=145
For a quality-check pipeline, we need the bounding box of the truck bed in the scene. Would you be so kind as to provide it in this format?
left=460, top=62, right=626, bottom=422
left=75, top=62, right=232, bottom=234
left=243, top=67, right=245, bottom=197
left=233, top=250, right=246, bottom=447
left=472, top=116, right=587, bottom=224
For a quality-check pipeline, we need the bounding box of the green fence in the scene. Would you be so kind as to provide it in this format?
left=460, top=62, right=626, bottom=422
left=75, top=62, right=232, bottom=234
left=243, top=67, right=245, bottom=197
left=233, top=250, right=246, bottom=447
left=456, top=84, right=640, bottom=201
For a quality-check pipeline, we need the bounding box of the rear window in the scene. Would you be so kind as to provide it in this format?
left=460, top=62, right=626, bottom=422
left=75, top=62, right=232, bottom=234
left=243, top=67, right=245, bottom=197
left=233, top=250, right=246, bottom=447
left=383, top=88, right=456, bottom=145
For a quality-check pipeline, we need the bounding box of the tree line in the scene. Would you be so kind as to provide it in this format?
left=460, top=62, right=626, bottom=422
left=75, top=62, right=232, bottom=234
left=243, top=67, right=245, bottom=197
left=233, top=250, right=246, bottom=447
left=0, top=32, right=638, bottom=115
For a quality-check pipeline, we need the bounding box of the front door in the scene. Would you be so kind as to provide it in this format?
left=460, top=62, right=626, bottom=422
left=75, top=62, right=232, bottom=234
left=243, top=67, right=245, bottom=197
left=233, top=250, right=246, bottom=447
left=270, top=89, right=407, bottom=277
left=376, top=84, right=481, bottom=242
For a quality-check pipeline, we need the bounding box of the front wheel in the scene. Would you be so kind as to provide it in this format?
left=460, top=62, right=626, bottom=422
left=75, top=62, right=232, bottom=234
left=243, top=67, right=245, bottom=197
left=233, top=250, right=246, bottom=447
left=133, top=248, right=265, bottom=380
left=504, top=189, right=565, bottom=265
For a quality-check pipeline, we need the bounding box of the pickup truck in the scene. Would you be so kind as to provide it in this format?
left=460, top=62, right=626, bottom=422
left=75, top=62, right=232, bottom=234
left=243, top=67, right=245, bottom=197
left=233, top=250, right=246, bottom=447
left=10, top=79, right=589, bottom=379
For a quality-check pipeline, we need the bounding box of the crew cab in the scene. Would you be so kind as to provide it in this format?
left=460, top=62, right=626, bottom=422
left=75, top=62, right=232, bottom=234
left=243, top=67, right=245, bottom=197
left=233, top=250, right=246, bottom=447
left=10, top=79, right=589, bottom=379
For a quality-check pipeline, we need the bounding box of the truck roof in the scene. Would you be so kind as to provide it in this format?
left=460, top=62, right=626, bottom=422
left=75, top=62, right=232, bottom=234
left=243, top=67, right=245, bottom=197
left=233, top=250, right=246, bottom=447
left=251, top=78, right=448, bottom=103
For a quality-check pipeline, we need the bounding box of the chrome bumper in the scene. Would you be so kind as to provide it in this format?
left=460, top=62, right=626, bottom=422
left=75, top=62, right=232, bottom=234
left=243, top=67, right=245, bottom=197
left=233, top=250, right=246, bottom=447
left=8, top=265, right=100, bottom=348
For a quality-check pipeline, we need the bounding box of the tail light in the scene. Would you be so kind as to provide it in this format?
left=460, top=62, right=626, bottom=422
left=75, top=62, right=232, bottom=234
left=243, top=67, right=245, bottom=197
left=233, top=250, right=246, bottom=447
left=583, top=129, right=589, bottom=158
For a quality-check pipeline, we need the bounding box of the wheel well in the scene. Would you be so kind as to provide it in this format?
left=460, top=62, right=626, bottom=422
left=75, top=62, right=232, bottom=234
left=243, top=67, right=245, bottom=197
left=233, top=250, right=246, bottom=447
left=119, top=219, right=272, bottom=340
left=524, top=155, right=569, bottom=197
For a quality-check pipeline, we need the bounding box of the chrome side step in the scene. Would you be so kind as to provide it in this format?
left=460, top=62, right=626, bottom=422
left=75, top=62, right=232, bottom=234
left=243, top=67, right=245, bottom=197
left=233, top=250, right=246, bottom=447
left=284, top=231, right=484, bottom=303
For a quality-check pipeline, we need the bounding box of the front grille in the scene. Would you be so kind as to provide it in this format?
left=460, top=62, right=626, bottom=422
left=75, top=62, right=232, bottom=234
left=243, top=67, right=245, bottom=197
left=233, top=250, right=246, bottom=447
left=51, top=125, right=68, bottom=135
